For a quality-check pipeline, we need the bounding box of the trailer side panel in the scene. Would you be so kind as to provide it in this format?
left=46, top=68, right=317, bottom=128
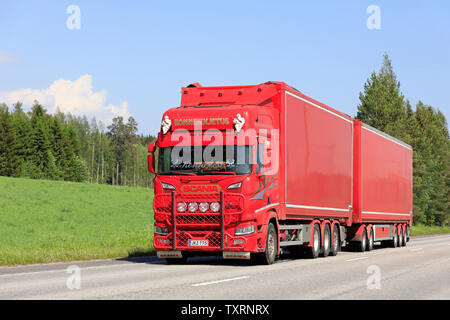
left=283, top=90, right=353, bottom=222
left=355, top=123, right=413, bottom=224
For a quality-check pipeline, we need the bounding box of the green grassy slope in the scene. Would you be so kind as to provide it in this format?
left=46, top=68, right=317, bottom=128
left=0, top=176, right=154, bottom=266
left=410, top=224, right=450, bottom=237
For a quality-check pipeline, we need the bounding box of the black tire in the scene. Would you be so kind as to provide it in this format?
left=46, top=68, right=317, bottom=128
left=165, top=257, right=188, bottom=264
left=405, top=226, right=410, bottom=244
left=395, top=228, right=401, bottom=247
left=256, top=223, right=277, bottom=265
left=306, top=224, right=321, bottom=259
left=401, top=227, right=407, bottom=246
left=321, top=225, right=331, bottom=257
left=390, top=229, right=398, bottom=248
left=330, top=225, right=340, bottom=256
left=356, top=229, right=367, bottom=252
left=367, top=228, right=374, bottom=251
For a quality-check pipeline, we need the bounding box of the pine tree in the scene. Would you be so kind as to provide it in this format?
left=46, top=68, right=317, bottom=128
left=414, top=103, right=450, bottom=225
left=357, top=54, right=408, bottom=139
left=11, top=102, right=31, bottom=175
left=28, top=102, right=53, bottom=179
left=0, top=104, right=18, bottom=176
left=49, top=117, right=67, bottom=168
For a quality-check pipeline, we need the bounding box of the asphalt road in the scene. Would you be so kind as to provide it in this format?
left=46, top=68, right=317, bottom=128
left=0, top=234, right=449, bottom=300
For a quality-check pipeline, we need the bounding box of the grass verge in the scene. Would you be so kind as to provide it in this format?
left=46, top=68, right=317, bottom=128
left=411, top=224, right=450, bottom=237
left=0, top=176, right=154, bottom=266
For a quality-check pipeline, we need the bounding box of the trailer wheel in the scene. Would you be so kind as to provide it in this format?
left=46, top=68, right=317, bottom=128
left=356, top=229, right=367, bottom=252
left=395, top=228, right=401, bottom=247
left=405, top=226, right=410, bottom=244
left=256, top=222, right=277, bottom=265
left=306, top=224, right=321, bottom=259
left=330, top=225, right=340, bottom=256
left=367, top=228, right=374, bottom=251
left=390, top=229, right=398, bottom=248
left=401, top=227, right=407, bottom=246
left=321, top=225, right=331, bottom=257
left=399, top=229, right=405, bottom=247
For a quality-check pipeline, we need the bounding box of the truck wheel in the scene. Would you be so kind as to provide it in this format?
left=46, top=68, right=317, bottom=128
left=320, top=225, right=331, bottom=257
left=399, top=230, right=405, bottom=247
left=306, top=224, right=321, bottom=259
left=256, top=223, right=277, bottom=265
left=395, top=228, right=401, bottom=247
left=401, top=228, right=406, bottom=246
left=367, top=229, right=374, bottom=251
left=330, top=225, right=340, bottom=256
left=356, top=229, right=367, bottom=252
left=405, top=226, right=410, bottom=244
left=390, top=229, right=398, bottom=248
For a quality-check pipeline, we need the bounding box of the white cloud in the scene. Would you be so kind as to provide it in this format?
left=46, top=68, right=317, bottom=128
left=0, top=74, right=131, bottom=122
left=0, top=50, right=19, bottom=64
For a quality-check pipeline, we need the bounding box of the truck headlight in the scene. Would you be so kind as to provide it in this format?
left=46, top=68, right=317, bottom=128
left=162, top=182, right=175, bottom=190
left=199, top=202, right=209, bottom=213
left=235, top=225, right=255, bottom=236
left=227, top=182, right=242, bottom=189
left=155, top=226, right=169, bottom=235
left=188, top=202, right=198, bottom=213
left=177, top=202, right=187, bottom=213
left=210, top=202, right=220, bottom=212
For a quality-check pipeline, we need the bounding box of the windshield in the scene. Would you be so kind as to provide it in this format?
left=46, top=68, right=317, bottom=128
left=158, top=145, right=253, bottom=175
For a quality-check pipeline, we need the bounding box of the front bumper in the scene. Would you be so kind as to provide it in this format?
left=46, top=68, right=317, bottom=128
left=157, top=250, right=251, bottom=260
left=153, top=191, right=265, bottom=255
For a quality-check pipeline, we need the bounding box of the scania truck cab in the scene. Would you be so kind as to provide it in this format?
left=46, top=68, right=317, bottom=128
left=148, top=83, right=282, bottom=264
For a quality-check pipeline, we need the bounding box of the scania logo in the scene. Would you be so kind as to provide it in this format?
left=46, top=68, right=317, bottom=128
left=181, top=184, right=222, bottom=193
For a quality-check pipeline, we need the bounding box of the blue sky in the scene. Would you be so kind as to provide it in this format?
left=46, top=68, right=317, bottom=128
left=0, top=1, right=449, bottom=135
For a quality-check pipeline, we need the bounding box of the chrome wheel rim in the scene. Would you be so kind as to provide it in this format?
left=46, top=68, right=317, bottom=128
left=333, top=231, right=338, bottom=250
left=313, top=230, right=319, bottom=252
left=324, top=230, right=330, bottom=249
left=268, top=231, right=275, bottom=259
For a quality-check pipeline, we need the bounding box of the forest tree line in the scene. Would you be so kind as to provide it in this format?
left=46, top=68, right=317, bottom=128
left=0, top=102, right=156, bottom=188
left=0, top=54, right=448, bottom=225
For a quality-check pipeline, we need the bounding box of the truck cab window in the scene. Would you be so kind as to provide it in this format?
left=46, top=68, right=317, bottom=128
left=256, top=143, right=264, bottom=173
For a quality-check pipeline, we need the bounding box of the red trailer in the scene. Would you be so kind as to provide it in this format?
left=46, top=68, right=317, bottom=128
left=148, top=82, right=413, bottom=264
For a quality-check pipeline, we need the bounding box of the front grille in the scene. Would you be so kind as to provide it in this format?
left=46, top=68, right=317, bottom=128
left=176, top=214, right=220, bottom=226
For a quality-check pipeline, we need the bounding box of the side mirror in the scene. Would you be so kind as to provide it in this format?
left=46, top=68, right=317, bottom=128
left=148, top=142, right=157, bottom=174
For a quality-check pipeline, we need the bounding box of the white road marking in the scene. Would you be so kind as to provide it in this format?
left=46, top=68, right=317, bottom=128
left=410, top=248, right=423, bottom=252
left=345, top=257, right=368, bottom=262
left=192, top=276, right=249, bottom=287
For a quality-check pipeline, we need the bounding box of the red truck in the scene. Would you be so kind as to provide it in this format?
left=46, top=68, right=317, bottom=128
left=148, top=82, right=413, bottom=264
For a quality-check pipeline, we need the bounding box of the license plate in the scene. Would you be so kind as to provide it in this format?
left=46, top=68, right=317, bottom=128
left=188, top=240, right=209, bottom=247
